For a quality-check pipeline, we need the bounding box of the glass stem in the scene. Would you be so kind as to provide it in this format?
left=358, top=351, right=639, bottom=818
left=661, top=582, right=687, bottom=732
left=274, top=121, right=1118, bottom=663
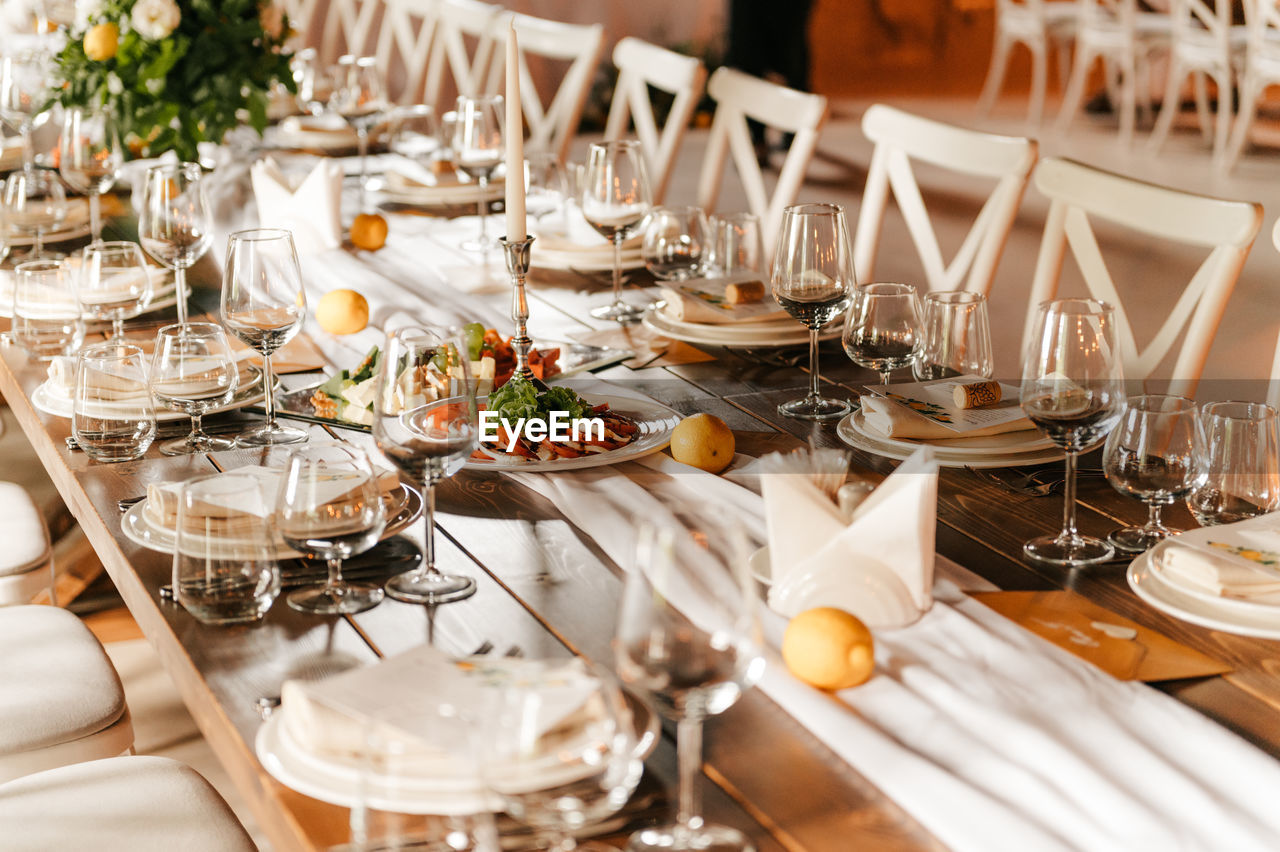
left=325, top=557, right=343, bottom=590
left=880, top=371, right=891, bottom=385
left=612, top=234, right=623, bottom=306
left=676, top=715, right=704, bottom=832
left=1146, top=501, right=1163, bottom=532
left=189, top=410, right=204, bottom=444
left=88, top=191, right=101, bottom=245
left=1060, top=450, right=1079, bottom=542
left=807, top=327, right=820, bottom=401
left=357, top=127, right=369, bottom=212
left=261, top=352, right=277, bottom=428
left=422, top=481, right=439, bottom=577
left=20, top=126, right=33, bottom=174
left=33, top=226, right=42, bottom=257
left=111, top=317, right=124, bottom=341
left=174, top=266, right=188, bottom=324
left=477, top=176, right=488, bottom=245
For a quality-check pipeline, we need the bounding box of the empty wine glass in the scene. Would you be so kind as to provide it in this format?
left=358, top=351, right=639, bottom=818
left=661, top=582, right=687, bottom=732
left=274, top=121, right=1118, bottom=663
left=1187, top=401, right=1280, bottom=526
left=0, top=52, right=53, bottom=177
left=453, top=95, right=504, bottom=254
left=79, top=241, right=152, bottom=340
left=12, top=259, right=81, bottom=360
left=525, top=150, right=568, bottom=221
left=642, top=206, right=709, bottom=282
left=582, top=140, right=652, bottom=323
left=4, top=168, right=68, bottom=261
left=221, top=228, right=308, bottom=447
left=73, top=342, right=156, bottom=463
left=1103, top=395, right=1205, bottom=553
left=772, top=202, right=855, bottom=420
left=707, top=212, right=763, bottom=276
left=292, top=48, right=330, bottom=116
left=59, top=106, right=122, bottom=245
left=1020, top=299, right=1126, bottom=566
left=912, top=290, right=993, bottom=380
left=276, top=443, right=387, bottom=615
left=388, top=103, right=438, bottom=164
left=329, top=55, right=387, bottom=210
left=138, top=161, right=212, bottom=325
left=149, top=322, right=239, bottom=456
left=843, top=282, right=924, bottom=387
left=372, top=326, right=478, bottom=605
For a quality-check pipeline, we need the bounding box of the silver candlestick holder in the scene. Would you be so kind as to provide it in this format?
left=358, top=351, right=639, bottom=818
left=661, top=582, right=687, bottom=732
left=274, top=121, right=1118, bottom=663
left=500, top=235, right=538, bottom=384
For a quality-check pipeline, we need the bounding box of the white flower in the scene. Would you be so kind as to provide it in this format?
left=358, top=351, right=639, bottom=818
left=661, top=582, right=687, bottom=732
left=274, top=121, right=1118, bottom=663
left=259, top=2, right=284, bottom=40
left=130, top=0, right=180, bottom=40
left=107, top=72, right=123, bottom=95
left=74, top=0, right=105, bottom=32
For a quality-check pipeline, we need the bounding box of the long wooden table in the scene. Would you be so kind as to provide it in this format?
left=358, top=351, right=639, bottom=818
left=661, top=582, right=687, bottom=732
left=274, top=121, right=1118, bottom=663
left=3, top=216, right=1280, bottom=851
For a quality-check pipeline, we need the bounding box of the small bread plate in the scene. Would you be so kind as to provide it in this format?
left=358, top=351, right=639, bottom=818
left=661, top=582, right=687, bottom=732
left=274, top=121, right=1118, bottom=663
left=642, top=307, right=840, bottom=348
left=836, top=410, right=1064, bottom=468
left=1128, top=543, right=1280, bottom=640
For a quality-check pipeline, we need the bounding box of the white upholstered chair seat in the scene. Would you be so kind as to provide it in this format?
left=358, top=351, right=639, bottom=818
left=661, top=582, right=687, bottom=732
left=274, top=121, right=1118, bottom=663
left=0, top=756, right=257, bottom=851
left=0, top=482, right=53, bottom=606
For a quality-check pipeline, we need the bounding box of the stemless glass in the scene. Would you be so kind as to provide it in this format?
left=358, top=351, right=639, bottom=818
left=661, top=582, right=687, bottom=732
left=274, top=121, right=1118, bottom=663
left=73, top=342, right=155, bottom=463
left=1103, top=395, right=1205, bottom=552
left=79, top=241, right=152, bottom=340
left=707, top=212, right=763, bottom=276
left=0, top=52, right=53, bottom=176
left=4, top=168, right=68, bottom=261
left=1020, top=299, right=1126, bottom=566
left=615, top=522, right=764, bottom=852
left=150, top=322, right=238, bottom=456
left=276, top=443, right=387, bottom=615
left=912, top=290, right=993, bottom=380
left=1187, top=402, right=1280, bottom=526
left=329, top=55, right=387, bottom=210
left=582, top=140, right=652, bottom=323
left=772, top=202, right=855, bottom=420
left=173, top=471, right=281, bottom=625
left=642, top=206, right=709, bottom=282
left=372, top=326, right=478, bottom=604
left=453, top=95, right=504, bottom=253
left=12, top=259, right=82, bottom=360
left=59, top=106, right=123, bottom=245
left=843, top=282, right=924, bottom=387
left=138, top=161, right=212, bottom=325
left=221, top=228, right=308, bottom=447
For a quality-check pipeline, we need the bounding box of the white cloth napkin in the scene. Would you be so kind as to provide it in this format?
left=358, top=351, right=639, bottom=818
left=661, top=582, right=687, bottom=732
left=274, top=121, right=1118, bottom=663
left=1152, top=516, right=1280, bottom=602
left=252, top=156, right=343, bottom=255
left=658, top=277, right=787, bottom=325
left=861, top=394, right=1034, bottom=440
left=533, top=201, right=640, bottom=255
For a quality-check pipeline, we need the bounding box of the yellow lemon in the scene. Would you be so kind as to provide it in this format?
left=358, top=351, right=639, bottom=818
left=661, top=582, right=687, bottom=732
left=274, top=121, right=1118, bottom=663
left=316, top=289, right=369, bottom=336
left=84, top=22, right=119, bottom=62
left=668, top=413, right=735, bottom=474
left=782, top=607, right=875, bottom=691
left=350, top=213, right=388, bottom=251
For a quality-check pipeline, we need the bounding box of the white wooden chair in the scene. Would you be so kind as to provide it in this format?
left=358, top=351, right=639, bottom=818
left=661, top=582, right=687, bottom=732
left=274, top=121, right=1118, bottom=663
left=1148, top=0, right=1247, bottom=164
left=604, top=37, right=706, bottom=205
left=374, top=0, right=440, bottom=105
left=1224, top=0, right=1280, bottom=173
left=0, top=481, right=53, bottom=606
left=423, top=0, right=504, bottom=112
left=854, top=105, right=1037, bottom=296
left=695, top=67, right=827, bottom=258
left=280, top=0, right=324, bottom=50
left=978, top=0, right=1078, bottom=126
left=319, top=0, right=381, bottom=63
left=1025, top=157, right=1262, bottom=396
left=483, top=12, right=604, bottom=164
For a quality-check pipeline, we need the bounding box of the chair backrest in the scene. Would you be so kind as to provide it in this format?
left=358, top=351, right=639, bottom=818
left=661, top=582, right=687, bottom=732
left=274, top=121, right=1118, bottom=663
left=484, top=13, right=604, bottom=163
left=320, top=0, right=381, bottom=63
left=604, top=37, right=706, bottom=205
left=424, top=0, right=504, bottom=109
left=1025, top=157, right=1262, bottom=396
left=853, top=104, right=1037, bottom=295
left=695, top=67, right=828, bottom=258
left=1244, top=0, right=1280, bottom=55
left=280, top=0, right=324, bottom=49
left=1171, top=0, right=1231, bottom=49
left=374, top=0, right=440, bottom=104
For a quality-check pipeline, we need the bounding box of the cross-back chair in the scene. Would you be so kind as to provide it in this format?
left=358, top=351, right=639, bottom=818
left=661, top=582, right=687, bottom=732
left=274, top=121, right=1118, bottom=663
left=423, top=0, right=504, bottom=110
left=1224, top=0, right=1280, bottom=172
left=978, top=0, right=1078, bottom=126
left=374, top=0, right=441, bottom=104
left=320, top=0, right=381, bottom=63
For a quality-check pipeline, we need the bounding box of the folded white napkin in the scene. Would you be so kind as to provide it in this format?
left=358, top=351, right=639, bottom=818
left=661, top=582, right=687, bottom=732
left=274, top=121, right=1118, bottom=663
left=279, top=113, right=358, bottom=144
left=861, top=394, right=1034, bottom=441
left=252, top=156, right=343, bottom=254
left=1153, top=515, right=1280, bottom=602
left=534, top=201, right=640, bottom=255
left=658, top=277, right=788, bottom=325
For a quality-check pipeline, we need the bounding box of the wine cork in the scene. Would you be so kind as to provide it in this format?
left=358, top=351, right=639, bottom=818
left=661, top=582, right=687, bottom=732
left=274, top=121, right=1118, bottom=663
left=953, top=380, right=1002, bottom=409
left=725, top=280, right=765, bottom=305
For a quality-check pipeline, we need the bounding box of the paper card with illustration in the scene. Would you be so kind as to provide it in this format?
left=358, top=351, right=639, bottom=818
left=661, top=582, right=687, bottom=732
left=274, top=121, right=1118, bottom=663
left=864, top=375, right=1027, bottom=434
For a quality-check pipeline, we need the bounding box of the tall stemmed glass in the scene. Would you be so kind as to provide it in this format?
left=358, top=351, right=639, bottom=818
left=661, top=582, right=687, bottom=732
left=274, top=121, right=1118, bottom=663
left=581, top=140, right=652, bottom=323
left=149, top=322, right=239, bottom=456
left=843, top=282, right=924, bottom=387
left=3, top=168, right=67, bottom=260
left=329, top=55, right=387, bottom=211
left=372, top=326, right=479, bottom=604
left=453, top=95, right=504, bottom=254
left=138, top=162, right=212, bottom=325
left=772, top=202, right=855, bottom=420
left=276, top=443, right=387, bottom=615
left=221, top=228, right=308, bottom=447
left=59, top=106, right=122, bottom=246
left=0, top=52, right=53, bottom=177
left=615, top=522, right=764, bottom=852
left=80, top=241, right=152, bottom=341
left=1020, top=299, right=1126, bottom=566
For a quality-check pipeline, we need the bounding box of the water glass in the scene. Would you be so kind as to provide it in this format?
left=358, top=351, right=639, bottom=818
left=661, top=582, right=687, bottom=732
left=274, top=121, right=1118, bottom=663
left=173, top=471, right=281, bottom=625
left=59, top=106, right=122, bottom=245
left=138, top=161, right=212, bottom=325
left=79, top=241, right=152, bottom=340
left=642, top=206, right=709, bottom=281
left=12, top=259, right=82, bottom=360
left=149, top=322, right=239, bottom=455
left=4, top=168, right=68, bottom=260
left=912, top=290, right=993, bottom=380
left=843, top=282, right=924, bottom=386
left=1188, top=402, right=1280, bottom=526
left=73, top=343, right=156, bottom=463
left=707, top=213, right=763, bottom=276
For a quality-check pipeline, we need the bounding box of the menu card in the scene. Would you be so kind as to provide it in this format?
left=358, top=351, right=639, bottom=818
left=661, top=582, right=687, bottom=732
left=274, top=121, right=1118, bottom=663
left=865, top=375, right=1028, bottom=434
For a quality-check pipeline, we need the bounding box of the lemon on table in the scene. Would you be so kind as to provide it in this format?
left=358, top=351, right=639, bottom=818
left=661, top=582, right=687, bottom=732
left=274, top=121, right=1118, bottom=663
left=782, top=607, right=875, bottom=691
left=316, top=289, right=369, bottom=335
left=351, top=213, right=388, bottom=251
left=669, top=413, right=735, bottom=474
left=84, top=22, right=119, bottom=61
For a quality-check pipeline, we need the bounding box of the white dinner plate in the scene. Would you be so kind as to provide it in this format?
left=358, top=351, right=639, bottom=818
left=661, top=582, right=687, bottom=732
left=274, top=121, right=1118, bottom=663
left=1128, top=546, right=1280, bottom=640
left=31, top=364, right=267, bottom=422
left=836, top=410, right=1066, bottom=468
left=0, top=272, right=184, bottom=320
left=381, top=169, right=504, bottom=207
left=843, top=408, right=1055, bottom=456
left=5, top=198, right=92, bottom=247
left=642, top=308, right=840, bottom=348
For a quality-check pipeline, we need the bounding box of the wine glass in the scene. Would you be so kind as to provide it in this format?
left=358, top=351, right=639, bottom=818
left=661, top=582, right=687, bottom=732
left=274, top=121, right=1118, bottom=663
left=1187, top=401, right=1280, bottom=526
left=221, top=228, right=308, bottom=447
left=276, top=443, right=387, bottom=615
left=138, top=161, right=212, bottom=325
left=149, top=322, right=239, bottom=456
left=58, top=106, right=122, bottom=246
left=329, top=55, right=387, bottom=211
left=707, top=213, right=763, bottom=276
left=912, top=290, right=993, bottom=381
left=615, top=522, right=764, bottom=852
left=772, top=202, right=855, bottom=420
left=79, top=241, right=152, bottom=341
left=453, top=95, right=504, bottom=254
left=525, top=150, right=568, bottom=222
left=642, top=206, right=709, bottom=282
left=388, top=103, right=439, bottom=164
left=1020, top=299, right=1126, bottom=566
left=372, top=326, right=478, bottom=604
left=4, top=168, right=68, bottom=261
left=581, top=140, right=652, bottom=323
left=292, top=48, right=330, bottom=116
left=1103, top=395, right=1206, bottom=553
left=0, top=52, right=53, bottom=177
left=843, top=282, right=924, bottom=387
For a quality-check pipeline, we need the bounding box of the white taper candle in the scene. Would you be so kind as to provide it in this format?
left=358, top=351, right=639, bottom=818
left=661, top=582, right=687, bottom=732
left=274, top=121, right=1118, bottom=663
left=504, top=20, right=526, bottom=241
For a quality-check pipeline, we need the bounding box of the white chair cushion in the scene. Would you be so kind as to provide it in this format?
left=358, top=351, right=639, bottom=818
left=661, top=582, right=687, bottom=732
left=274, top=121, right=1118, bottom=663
left=0, top=606, right=126, bottom=753
left=0, top=482, right=50, bottom=578
left=0, top=756, right=257, bottom=851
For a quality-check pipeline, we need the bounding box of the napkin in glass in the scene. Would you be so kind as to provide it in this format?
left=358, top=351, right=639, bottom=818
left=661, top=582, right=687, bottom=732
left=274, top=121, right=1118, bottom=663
left=251, top=156, right=343, bottom=254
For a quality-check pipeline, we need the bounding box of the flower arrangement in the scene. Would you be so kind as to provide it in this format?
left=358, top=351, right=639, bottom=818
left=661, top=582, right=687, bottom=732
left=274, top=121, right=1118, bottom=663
left=52, top=0, right=294, bottom=161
